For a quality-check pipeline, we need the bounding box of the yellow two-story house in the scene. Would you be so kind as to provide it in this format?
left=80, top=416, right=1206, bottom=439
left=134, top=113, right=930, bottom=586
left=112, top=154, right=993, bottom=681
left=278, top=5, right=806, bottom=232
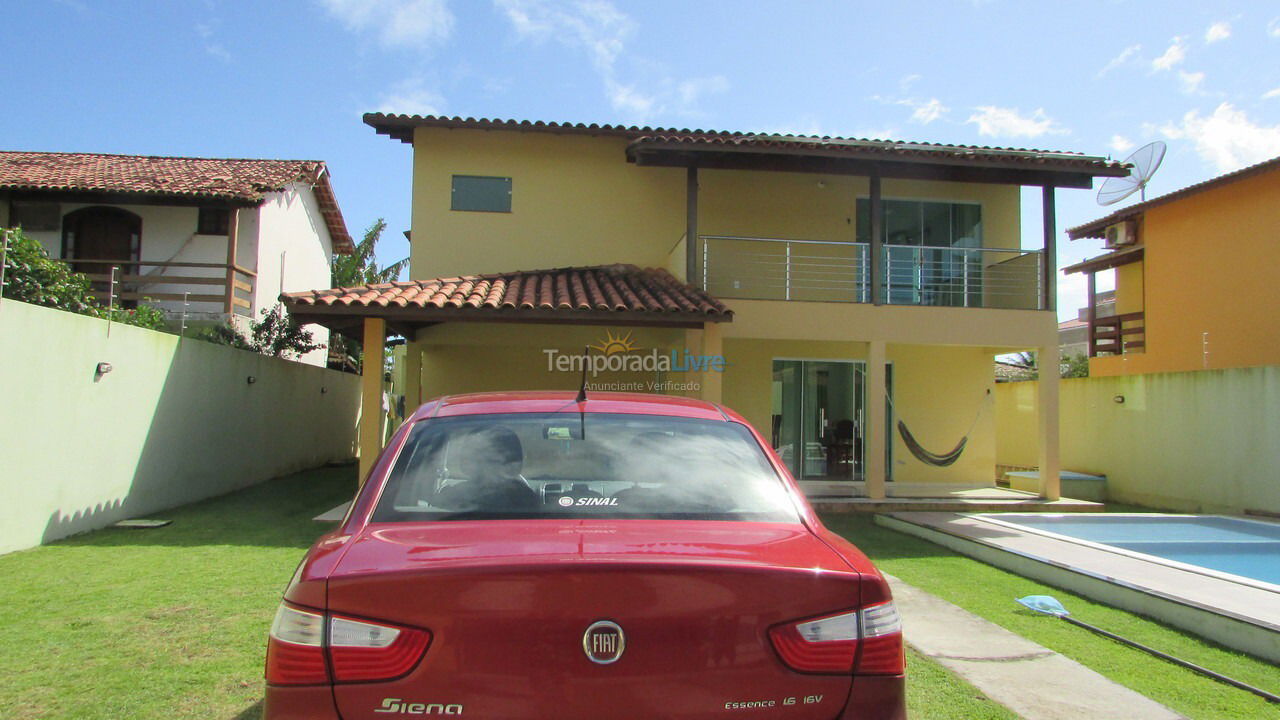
left=1065, top=155, right=1280, bottom=377
left=286, top=115, right=1125, bottom=500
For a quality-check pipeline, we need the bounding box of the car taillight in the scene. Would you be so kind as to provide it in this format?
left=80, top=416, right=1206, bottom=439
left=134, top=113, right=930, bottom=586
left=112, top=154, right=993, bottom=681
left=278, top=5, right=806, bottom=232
left=329, top=614, right=431, bottom=682
left=770, top=601, right=904, bottom=675
left=266, top=604, right=328, bottom=685
left=855, top=601, right=905, bottom=675
left=265, top=603, right=431, bottom=685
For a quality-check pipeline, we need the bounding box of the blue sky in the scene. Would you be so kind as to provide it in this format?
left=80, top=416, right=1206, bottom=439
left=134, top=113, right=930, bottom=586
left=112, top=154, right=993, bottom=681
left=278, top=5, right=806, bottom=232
left=6, top=1, right=1280, bottom=319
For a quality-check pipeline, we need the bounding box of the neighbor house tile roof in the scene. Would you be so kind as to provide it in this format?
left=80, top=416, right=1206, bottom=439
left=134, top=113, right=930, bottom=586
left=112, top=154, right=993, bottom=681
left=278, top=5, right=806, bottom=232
left=282, top=264, right=732, bottom=326
left=1067, top=154, right=1280, bottom=239
left=0, top=151, right=353, bottom=252
left=363, top=113, right=1128, bottom=176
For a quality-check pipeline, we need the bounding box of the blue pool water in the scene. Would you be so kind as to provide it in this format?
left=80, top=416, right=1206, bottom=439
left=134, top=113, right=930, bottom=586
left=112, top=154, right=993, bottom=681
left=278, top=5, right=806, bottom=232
left=978, top=515, right=1280, bottom=587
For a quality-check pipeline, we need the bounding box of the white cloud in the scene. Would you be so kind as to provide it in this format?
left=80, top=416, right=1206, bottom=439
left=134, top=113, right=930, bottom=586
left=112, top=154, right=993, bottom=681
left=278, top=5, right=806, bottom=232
left=676, top=76, right=730, bottom=107
left=1205, top=21, right=1231, bottom=43
left=195, top=22, right=231, bottom=62
left=376, top=79, right=445, bottom=115
left=319, top=0, right=454, bottom=48
left=1178, top=70, right=1205, bottom=94
left=1269, top=18, right=1280, bottom=38
left=1098, top=44, right=1141, bottom=77
left=496, top=0, right=631, bottom=72
left=1159, top=102, right=1280, bottom=172
left=494, top=0, right=724, bottom=121
left=1151, top=36, right=1186, bottom=71
left=910, top=98, right=948, bottom=124
left=1263, top=87, right=1280, bottom=100
left=966, top=106, right=1067, bottom=139
left=899, top=73, right=922, bottom=92
left=1110, top=135, right=1135, bottom=153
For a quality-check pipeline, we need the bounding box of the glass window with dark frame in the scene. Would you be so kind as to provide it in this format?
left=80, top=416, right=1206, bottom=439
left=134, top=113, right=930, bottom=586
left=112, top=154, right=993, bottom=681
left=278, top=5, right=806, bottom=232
left=372, top=413, right=798, bottom=523
left=856, top=199, right=984, bottom=307
left=197, top=207, right=230, bottom=235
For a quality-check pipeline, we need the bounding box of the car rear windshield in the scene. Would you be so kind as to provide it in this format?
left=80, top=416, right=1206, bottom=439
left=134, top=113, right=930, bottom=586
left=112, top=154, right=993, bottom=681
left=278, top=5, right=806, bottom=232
left=372, top=413, right=798, bottom=522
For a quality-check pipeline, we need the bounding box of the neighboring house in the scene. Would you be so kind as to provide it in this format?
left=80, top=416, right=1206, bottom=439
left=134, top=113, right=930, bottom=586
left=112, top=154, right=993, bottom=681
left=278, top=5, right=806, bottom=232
left=286, top=114, right=1125, bottom=498
left=1065, top=155, right=1280, bottom=377
left=0, top=151, right=354, bottom=366
left=1058, top=289, right=1114, bottom=359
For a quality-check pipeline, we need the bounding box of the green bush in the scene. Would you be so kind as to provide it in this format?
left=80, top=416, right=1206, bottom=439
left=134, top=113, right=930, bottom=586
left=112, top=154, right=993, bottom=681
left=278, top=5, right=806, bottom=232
left=194, top=303, right=320, bottom=360
left=1, top=228, right=98, bottom=312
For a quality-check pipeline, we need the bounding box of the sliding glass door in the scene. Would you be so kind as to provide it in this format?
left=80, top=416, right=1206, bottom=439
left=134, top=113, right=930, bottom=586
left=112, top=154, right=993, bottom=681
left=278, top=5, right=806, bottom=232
left=773, top=360, right=851, bottom=482
left=771, top=360, right=892, bottom=486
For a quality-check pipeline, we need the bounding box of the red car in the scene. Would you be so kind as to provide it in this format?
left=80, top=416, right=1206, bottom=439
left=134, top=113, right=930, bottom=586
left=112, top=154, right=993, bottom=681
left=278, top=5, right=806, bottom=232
left=264, top=392, right=905, bottom=719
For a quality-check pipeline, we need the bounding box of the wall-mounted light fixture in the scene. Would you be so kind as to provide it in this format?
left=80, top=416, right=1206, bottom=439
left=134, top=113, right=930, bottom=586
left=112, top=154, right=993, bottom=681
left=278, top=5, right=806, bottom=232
left=246, top=376, right=257, bottom=385
left=1113, top=395, right=1125, bottom=404
left=94, top=362, right=113, bottom=382
left=320, top=386, right=328, bottom=394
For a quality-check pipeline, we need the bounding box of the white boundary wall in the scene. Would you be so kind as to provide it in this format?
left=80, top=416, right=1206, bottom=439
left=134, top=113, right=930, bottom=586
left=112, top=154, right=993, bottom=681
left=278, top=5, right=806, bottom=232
left=0, top=300, right=359, bottom=554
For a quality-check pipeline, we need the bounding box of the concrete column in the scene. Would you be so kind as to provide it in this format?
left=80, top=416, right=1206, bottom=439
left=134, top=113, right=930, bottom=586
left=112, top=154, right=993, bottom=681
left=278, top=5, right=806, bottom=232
left=358, top=317, right=387, bottom=487
left=866, top=340, right=887, bottom=499
left=1037, top=343, right=1061, bottom=501
left=404, top=337, right=423, bottom=411
left=700, top=322, right=723, bottom=404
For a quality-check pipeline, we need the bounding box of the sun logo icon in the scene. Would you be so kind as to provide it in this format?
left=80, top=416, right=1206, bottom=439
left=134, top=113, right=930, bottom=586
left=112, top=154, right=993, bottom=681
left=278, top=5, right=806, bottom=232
left=590, top=330, right=639, bottom=356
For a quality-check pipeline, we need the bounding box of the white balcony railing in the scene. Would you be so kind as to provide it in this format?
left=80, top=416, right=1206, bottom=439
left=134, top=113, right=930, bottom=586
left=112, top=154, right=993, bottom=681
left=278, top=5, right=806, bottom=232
left=700, top=235, right=1043, bottom=310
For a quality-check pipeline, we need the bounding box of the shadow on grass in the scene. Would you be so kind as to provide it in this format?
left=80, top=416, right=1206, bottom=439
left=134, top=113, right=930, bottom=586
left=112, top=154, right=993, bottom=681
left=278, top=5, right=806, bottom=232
left=820, top=514, right=961, bottom=561
left=231, top=700, right=263, bottom=720
left=42, top=464, right=358, bottom=551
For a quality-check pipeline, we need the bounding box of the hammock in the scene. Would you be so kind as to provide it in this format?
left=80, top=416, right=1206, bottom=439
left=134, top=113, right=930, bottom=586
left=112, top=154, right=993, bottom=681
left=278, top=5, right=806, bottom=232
left=894, top=389, right=991, bottom=467
left=897, top=420, right=968, bottom=467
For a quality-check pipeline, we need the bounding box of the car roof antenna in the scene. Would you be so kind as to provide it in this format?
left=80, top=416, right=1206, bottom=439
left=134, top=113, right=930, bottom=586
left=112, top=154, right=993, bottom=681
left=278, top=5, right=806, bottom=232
left=575, top=345, right=589, bottom=439
left=576, top=345, right=589, bottom=403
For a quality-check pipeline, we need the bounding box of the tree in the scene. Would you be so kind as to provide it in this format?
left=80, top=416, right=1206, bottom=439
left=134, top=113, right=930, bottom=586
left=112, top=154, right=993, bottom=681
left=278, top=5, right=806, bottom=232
left=1003, top=350, right=1090, bottom=380
left=331, top=218, right=408, bottom=287
left=1061, top=353, right=1090, bottom=379
left=329, top=218, right=407, bottom=371
left=194, top=303, right=321, bottom=360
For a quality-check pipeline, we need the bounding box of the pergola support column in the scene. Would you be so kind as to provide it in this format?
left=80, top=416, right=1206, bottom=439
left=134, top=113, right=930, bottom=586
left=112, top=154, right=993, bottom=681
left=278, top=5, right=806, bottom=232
left=699, top=321, right=722, bottom=404
left=404, top=338, right=424, bottom=410
left=358, top=317, right=387, bottom=486
left=865, top=339, right=888, bottom=499
left=1037, top=342, right=1061, bottom=501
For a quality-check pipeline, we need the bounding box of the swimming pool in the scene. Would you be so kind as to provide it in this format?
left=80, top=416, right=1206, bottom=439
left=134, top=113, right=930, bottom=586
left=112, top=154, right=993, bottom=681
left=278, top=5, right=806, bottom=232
left=972, top=514, right=1280, bottom=589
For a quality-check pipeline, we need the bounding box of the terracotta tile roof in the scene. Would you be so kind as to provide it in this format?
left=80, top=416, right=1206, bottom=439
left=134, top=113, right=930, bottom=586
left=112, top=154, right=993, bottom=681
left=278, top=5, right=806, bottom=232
left=363, top=113, right=1127, bottom=176
left=282, top=264, right=732, bottom=326
left=0, top=151, right=353, bottom=252
left=1067, top=154, right=1280, bottom=239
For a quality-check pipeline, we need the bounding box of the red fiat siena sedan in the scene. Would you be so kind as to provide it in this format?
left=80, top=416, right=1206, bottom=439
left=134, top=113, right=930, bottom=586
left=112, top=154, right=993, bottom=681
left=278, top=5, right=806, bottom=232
left=264, top=392, right=906, bottom=719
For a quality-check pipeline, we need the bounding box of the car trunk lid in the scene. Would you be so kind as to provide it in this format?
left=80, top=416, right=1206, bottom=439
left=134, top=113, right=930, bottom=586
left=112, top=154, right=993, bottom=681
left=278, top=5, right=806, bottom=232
left=327, top=520, right=861, bottom=719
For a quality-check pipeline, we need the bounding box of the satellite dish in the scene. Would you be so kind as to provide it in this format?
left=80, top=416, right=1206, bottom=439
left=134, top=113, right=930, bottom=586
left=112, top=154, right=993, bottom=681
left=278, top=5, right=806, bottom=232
left=1098, top=141, right=1166, bottom=206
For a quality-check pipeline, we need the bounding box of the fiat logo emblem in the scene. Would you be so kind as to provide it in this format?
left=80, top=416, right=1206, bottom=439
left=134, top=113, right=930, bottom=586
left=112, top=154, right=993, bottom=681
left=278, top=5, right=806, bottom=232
left=582, top=620, right=625, bottom=664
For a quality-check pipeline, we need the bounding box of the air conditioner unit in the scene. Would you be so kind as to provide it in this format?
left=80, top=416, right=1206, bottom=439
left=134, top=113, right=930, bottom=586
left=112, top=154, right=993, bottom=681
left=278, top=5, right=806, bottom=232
left=1104, top=220, right=1137, bottom=249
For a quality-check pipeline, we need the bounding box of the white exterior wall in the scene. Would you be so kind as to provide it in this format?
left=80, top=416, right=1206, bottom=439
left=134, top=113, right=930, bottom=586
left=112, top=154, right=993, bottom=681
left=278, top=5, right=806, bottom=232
left=24, top=202, right=258, bottom=320
left=10, top=188, right=334, bottom=367
left=254, top=183, right=334, bottom=366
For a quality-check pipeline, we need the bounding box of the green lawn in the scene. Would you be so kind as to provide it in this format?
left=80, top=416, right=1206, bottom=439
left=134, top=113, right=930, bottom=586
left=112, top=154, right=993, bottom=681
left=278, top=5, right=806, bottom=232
left=824, top=514, right=1280, bottom=720
left=0, top=466, right=1019, bottom=720
left=0, top=465, right=356, bottom=720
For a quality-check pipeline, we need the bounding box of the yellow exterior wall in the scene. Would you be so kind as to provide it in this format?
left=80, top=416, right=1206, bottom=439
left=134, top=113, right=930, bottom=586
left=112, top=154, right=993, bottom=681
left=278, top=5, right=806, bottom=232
left=410, top=128, right=684, bottom=279
left=722, top=339, right=995, bottom=485
left=409, top=127, right=1024, bottom=282
left=404, top=126, right=1054, bottom=487
left=1092, top=168, right=1280, bottom=376
left=995, top=368, right=1280, bottom=514
left=410, top=327, right=996, bottom=485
